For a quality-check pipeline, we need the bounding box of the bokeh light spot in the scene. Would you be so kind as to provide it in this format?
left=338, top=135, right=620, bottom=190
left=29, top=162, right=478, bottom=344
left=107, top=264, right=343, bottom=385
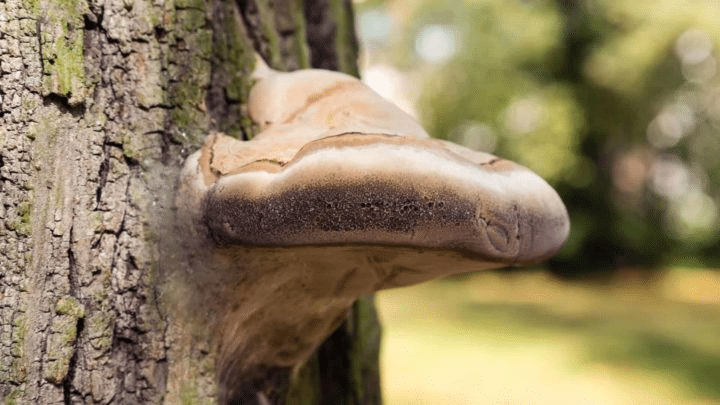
left=503, top=96, right=545, bottom=136
left=450, top=121, right=497, bottom=153
left=675, top=29, right=713, bottom=65
left=358, top=8, right=392, bottom=49
left=415, top=25, right=459, bottom=64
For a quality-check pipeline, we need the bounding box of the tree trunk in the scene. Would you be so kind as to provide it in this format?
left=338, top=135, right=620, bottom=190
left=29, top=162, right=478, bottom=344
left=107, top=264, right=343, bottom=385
left=0, top=0, right=381, bottom=403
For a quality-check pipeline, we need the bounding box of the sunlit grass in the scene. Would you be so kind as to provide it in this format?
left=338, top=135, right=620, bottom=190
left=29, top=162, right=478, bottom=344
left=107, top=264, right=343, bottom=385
left=377, top=269, right=720, bottom=405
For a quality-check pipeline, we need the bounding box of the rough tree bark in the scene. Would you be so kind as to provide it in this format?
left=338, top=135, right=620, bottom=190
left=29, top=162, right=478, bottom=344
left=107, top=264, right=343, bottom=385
left=0, top=0, right=381, bottom=403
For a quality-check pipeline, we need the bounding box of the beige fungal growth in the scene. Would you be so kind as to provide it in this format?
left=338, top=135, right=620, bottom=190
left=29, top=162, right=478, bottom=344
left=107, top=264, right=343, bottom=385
left=176, top=56, right=570, bottom=403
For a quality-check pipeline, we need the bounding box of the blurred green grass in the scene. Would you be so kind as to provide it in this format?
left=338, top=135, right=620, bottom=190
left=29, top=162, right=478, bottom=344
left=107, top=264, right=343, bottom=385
left=376, top=269, right=720, bottom=405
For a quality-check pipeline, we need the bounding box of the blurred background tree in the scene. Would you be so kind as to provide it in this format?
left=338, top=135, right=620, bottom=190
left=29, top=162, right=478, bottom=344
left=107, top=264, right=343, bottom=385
left=354, top=0, right=720, bottom=278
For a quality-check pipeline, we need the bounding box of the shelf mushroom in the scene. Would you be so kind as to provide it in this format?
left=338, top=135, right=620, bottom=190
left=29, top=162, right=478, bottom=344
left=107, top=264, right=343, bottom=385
left=176, top=56, right=570, bottom=403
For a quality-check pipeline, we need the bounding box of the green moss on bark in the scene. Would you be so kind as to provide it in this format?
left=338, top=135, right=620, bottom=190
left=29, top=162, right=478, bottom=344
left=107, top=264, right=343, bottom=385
left=11, top=315, right=28, bottom=382
left=290, top=0, right=311, bottom=69
left=7, top=200, right=32, bottom=236
left=38, top=0, right=89, bottom=105
left=86, top=311, right=113, bottom=352
left=286, top=358, right=322, bottom=405
left=23, top=0, right=40, bottom=14
left=218, top=11, right=253, bottom=102
left=44, top=298, right=85, bottom=384
left=3, top=388, right=22, bottom=405
left=166, top=6, right=214, bottom=147
left=210, top=0, right=256, bottom=137
left=55, top=296, right=85, bottom=318
left=175, top=0, right=204, bottom=10
left=180, top=384, right=200, bottom=405
left=329, top=0, right=359, bottom=77
left=255, top=0, right=283, bottom=68
left=349, top=296, right=382, bottom=404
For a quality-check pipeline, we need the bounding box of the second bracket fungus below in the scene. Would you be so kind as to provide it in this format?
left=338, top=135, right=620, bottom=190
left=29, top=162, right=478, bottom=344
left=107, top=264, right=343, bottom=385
left=176, top=56, right=570, bottom=403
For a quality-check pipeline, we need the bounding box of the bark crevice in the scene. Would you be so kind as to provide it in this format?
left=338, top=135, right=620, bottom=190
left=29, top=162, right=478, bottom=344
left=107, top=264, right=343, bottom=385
left=62, top=315, right=84, bottom=405
left=41, top=94, right=87, bottom=117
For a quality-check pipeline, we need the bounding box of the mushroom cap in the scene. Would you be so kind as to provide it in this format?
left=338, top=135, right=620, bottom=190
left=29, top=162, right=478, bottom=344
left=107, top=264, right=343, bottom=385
left=192, top=132, right=569, bottom=267
left=177, top=59, right=572, bottom=389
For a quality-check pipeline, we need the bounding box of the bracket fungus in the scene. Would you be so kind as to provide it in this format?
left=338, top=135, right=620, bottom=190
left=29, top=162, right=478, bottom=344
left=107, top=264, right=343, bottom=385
left=177, top=56, right=570, bottom=402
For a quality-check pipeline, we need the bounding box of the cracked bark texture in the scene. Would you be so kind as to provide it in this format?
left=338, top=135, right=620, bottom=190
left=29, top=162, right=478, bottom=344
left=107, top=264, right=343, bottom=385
left=0, top=0, right=380, bottom=403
